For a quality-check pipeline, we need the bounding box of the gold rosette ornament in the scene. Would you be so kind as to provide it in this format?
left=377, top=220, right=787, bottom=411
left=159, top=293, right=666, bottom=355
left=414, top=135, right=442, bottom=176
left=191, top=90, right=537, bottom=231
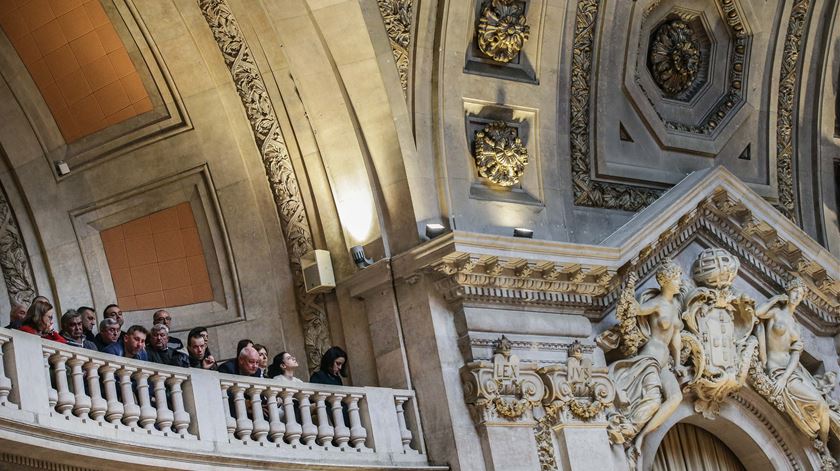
left=473, top=121, right=529, bottom=187
left=476, top=0, right=530, bottom=63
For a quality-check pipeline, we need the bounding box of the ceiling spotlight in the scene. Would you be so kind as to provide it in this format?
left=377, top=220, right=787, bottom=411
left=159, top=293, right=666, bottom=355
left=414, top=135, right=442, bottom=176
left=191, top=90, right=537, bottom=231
left=513, top=227, right=533, bottom=239
left=425, top=223, right=447, bottom=239
left=350, top=245, right=374, bottom=269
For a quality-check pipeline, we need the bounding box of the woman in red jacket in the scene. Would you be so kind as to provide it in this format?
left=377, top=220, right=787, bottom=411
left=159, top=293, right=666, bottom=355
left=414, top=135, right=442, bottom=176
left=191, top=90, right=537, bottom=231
left=19, top=299, right=66, bottom=344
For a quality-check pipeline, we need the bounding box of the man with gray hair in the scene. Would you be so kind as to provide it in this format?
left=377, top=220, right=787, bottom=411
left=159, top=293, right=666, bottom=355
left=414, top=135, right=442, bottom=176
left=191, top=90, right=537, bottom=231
left=60, top=309, right=97, bottom=350
left=4, top=302, right=26, bottom=329
left=94, top=318, right=121, bottom=351
left=152, top=309, right=183, bottom=351
left=146, top=323, right=188, bottom=368
left=218, top=345, right=262, bottom=377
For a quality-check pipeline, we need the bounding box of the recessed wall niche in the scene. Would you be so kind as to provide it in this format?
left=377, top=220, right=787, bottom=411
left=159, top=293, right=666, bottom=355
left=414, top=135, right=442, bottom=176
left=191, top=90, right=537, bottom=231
left=464, top=101, right=542, bottom=206
left=464, top=0, right=544, bottom=83
left=70, top=164, right=243, bottom=332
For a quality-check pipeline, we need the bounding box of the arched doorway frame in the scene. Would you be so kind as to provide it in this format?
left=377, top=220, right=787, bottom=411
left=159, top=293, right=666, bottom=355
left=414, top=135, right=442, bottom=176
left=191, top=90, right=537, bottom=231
left=640, top=388, right=818, bottom=470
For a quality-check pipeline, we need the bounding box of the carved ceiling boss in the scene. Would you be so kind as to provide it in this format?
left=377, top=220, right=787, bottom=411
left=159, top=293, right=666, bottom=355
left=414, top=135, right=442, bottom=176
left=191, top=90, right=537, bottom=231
left=473, top=121, right=529, bottom=187
left=648, top=18, right=701, bottom=96
left=476, top=0, right=530, bottom=63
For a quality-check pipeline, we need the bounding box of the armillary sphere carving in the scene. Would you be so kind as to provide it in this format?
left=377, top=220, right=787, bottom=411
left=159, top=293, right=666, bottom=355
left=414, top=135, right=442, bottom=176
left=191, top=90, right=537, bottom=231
left=473, top=121, right=529, bottom=187
left=648, top=19, right=701, bottom=96
left=476, top=0, right=530, bottom=63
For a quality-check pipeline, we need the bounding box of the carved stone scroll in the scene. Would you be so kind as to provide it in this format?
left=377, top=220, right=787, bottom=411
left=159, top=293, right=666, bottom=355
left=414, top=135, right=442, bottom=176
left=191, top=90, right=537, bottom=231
left=198, top=0, right=330, bottom=372
left=376, top=0, right=412, bottom=96
left=476, top=0, right=530, bottom=63
left=0, top=182, right=35, bottom=306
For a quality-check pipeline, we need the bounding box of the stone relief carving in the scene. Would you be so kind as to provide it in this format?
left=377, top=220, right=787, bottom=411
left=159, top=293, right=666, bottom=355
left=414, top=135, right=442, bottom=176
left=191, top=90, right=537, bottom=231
left=749, top=277, right=840, bottom=469
left=648, top=19, right=701, bottom=96
left=198, top=0, right=331, bottom=372
left=775, top=0, right=812, bottom=220
left=539, top=340, right=616, bottom=423
left=376, top=0, right=412, bottom=96
left=473, top=121, right=529, bottom=187
left=0, top=183, right=36, bottom=306
left=460, top=336, right=544, bottom=424
left=476, top=0, right=530, bottom=63
left=570, top=0, right=663, bottom=211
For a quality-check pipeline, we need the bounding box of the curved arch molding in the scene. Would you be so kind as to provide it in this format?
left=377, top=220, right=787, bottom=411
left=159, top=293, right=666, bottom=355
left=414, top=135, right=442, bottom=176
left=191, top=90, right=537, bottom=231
left=197, top=0, right=330, bottom=371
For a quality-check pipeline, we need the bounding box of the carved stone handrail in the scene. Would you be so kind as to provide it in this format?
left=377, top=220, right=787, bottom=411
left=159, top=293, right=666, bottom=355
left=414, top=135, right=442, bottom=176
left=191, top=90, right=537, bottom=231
left=0, top=328, right=437, bottom=470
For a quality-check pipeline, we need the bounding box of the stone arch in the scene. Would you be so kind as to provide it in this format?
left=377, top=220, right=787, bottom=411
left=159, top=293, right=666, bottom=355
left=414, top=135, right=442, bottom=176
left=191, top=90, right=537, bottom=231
left=639, top=388, right=815, bottom=471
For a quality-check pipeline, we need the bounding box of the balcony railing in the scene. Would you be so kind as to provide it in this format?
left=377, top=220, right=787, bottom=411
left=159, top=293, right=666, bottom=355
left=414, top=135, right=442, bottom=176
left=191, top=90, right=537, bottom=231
left=0, top=328, right=438, bottom=470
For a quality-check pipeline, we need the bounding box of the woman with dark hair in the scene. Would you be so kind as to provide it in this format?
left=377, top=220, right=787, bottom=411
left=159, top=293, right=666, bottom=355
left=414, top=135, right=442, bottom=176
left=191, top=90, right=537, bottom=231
left=310, top=346, right=347, bottom=385
left=19, top=299, right=66, bottom=343
left=254, top=344, right=268, bottom=378
left=268, top=351, right=302, bottom=383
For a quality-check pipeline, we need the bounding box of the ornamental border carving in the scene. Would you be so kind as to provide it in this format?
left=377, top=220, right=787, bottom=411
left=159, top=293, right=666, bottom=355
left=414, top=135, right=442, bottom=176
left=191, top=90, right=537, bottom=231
left=198, top=0, right=330, bottom=372
left=775, top=0, right=812, bottom=220
left=376, top=0, right=412, bottom=97
left=731, top=393, right=804, bottom=471
left=0, top=181, right=35, bottom=306
left=570, top=0, right=802, bottom=214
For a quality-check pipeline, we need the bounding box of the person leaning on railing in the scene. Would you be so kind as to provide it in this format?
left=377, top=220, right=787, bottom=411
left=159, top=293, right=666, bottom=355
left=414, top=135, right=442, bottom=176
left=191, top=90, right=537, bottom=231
left=186, top=328, right=216, bottom=370
left=103, top=325, right=148, bottom=361
left=267, top=351, right=303, bottom=383
left=310, top=346, right=348, bottom=386
left=146, top=324, right=189, bottom=368
left=59, top=309, right=97, bottom=350
left=18, top=298, right=66, bottom=344
left=94, top=318, right=121, bottom=351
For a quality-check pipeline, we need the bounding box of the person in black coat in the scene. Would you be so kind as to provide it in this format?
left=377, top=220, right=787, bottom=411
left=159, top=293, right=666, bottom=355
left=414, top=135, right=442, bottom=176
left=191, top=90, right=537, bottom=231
left=310, top=346, right=348, bottom=385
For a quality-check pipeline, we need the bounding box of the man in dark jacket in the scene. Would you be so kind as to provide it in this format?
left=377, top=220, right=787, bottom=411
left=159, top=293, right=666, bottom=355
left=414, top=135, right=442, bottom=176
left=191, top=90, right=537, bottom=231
left=103, top=325, right=148, bottom=361
left=152, top=309, right=183, bottom=351
left=147, top=324, right=188, bottom=368
left=59, top=310, right=97, bottom=350
left=218, top=345, right=261, bottom=377
left=187, top=331, right=216, bottom=370
left=94, top=318, right=121, bottom=351
left=4, top=302, right=26, bottom=329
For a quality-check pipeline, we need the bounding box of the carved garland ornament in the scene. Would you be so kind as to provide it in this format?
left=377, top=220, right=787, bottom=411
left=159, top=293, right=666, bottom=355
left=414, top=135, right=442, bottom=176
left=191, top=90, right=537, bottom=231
left=473, top=121, right=529, bottom=187
left=776, top=0, right=812, bottom=220
left=0, top=183, right=36, bottom=306
left=198, top=0, right=330, bottom=372
left=648, top=19, right=701, bottom=96
left=570, top=0, right=662, bottom=211
left=476, top=0, right=530, bottom=63
left=376, top=0, right=412, bottom=96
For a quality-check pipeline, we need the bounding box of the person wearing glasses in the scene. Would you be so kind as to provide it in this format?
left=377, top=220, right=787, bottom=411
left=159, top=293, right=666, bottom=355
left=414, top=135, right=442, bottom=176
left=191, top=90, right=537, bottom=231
left=153, top=309, right=183, bottom=351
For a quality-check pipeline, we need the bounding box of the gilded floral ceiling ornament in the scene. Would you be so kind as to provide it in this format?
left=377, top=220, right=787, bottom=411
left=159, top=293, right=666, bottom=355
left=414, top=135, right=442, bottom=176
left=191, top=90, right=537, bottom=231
left=648, top=19, right=701, bottom=96
left=476, top=0, right=530, bottom=63
left=473, top=121, right=529, bottom=187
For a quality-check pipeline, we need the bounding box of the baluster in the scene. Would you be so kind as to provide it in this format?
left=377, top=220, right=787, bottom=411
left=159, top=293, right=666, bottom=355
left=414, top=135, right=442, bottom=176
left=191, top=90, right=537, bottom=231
left=394, top=396, right=414, bottom=452
left=231, top=384, right=252, bottom=440
left=0, top=336, right=12, bottom=405
left=166, top=375, right=190, bottom=435
left=220, top=381, right=236, bottom=439
left=297, top=389, right=317, bottom=445
left=247, top=386, right=269, bottom=442
left=313, top=392, right=334, bottom=446
left=281, top=389, right=302, bottom=445
left=329, top=393, right=350, bottom=448
left=42, top=348, right=57, bottom=408
left=133, top=369, right=157, bottom=430
left=150, top=373, right=174, bottom=432
left=345, top=394, right=367, bottom=449
left=99, top=363, right=123, bottom=425
left=67, top=356, right=91, bottom=418
left=265, top=387, right=285, bottom=443
left=116, top=366, right=140, bottom=427
left=84, top=360, right=107, bottom=421
left=50, top=352, right=75, bottom=415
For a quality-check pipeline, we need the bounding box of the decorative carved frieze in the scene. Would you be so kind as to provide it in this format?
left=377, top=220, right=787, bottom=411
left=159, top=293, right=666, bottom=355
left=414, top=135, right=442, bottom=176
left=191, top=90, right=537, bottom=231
left=570, top=0, right=663, bottom=211
left=538, top=341, right=615, bottom=423
left=0, top=183, right=35, bottom=306
left=476, top=0, right=530, bottom=63
left=473, top=121, right=529, bottom=187
left=648, top=19, right=701, bottom=97
left=198, top=0, right=330, bottom=372
left=376, top=0, right=412, bottom=96
left=775, top=0, right=812, bottom=220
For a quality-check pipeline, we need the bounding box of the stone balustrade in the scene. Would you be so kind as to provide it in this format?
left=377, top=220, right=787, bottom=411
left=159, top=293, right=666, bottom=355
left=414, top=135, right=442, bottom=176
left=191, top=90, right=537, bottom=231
left=0, top=328, right=434, bottom=470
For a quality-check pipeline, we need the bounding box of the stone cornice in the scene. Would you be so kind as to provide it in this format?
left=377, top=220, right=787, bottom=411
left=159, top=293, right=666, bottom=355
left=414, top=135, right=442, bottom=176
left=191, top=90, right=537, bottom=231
left=393, top=168, right=839, bottom=331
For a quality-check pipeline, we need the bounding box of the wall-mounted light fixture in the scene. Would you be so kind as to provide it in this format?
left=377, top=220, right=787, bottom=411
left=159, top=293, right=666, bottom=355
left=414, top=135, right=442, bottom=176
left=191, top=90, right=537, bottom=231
left=351, top=245, right=374, bottom=269
left=425, top=223, right=447, bottom=239
left=513, top=227, right=533, bottom=238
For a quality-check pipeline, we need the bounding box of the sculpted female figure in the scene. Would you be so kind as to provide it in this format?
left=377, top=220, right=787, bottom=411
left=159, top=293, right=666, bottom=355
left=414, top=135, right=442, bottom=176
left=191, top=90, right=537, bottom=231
left=609, top=259, right=687, bottom=452
left=754, top=277, right=835, bottom=445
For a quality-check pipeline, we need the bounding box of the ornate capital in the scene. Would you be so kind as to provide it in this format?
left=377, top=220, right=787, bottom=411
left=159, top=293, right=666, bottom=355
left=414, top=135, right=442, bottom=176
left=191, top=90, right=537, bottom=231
left=476, top=0, right=530, bottom=63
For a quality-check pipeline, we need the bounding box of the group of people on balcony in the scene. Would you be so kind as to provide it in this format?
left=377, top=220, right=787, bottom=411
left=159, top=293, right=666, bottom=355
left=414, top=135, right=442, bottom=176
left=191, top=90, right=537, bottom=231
left=4, top=297, right=349, bottom=387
